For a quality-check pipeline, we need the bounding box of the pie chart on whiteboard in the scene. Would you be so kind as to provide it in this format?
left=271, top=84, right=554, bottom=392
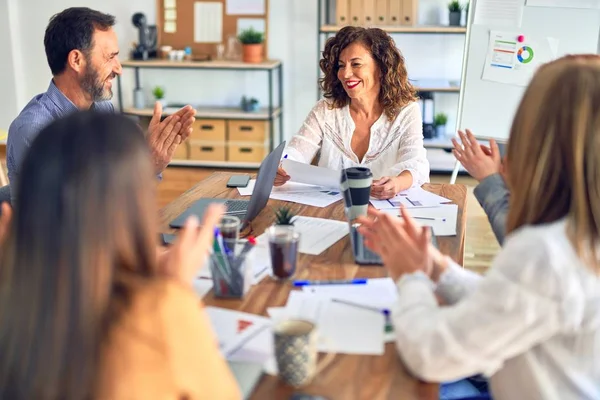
left=517, top=46, right=534, bottom=64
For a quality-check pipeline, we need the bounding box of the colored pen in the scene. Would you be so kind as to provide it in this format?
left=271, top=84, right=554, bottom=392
left=212, top=228, right=232, bottom=286
left=254, top=266, right=268, bottom=279
left=331, top=298, right=390, bottom=317
left=283, top=154, right=288, bottom=159
left=399, top=216, right=446, bottom=222
left=292, top=278, right=367, bottom=287
left=225, top=324, right=270, bottom=358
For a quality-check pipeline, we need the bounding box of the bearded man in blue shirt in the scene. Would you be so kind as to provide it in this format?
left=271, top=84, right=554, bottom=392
left=7, top=7, right=195, bottom=202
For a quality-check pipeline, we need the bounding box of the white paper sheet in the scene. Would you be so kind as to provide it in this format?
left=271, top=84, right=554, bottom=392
left=256, top=216, right=348, bottom=256
left=482, top=30, right=559, bottom=87
left=281, top=159, right=340, bottom=190
left=237, top=179, right=331, bottom=197
left=164, top=0, right=176, bottom=8
left=164, top=9, right=177, bottom=20
left=526, top=0, right=599, bottom=8
left=370, top=187, right=451, bottom=209
left=163, top=21, right=176, bottom=33
left=237, top=180, right=255, bottom=196
left=381, top=204, right=459, bottom=236
left=269, top=191, right=342, bottom=208
left=272, top=182, right=331, bottom=194
left=194, top=2, right=223, bottom=43
left=474, top=0, right=525, bottom=27
left=301, top=277, right=398, bottom=309
left=300, top=279, right=398, bottom=343
left=226, top=0, right=265, bottom=15
left=237, top=18, right=265, bottom=35
left=282, top=291, right=385, bottom=355
left=205, top=307, right=273, bottom=358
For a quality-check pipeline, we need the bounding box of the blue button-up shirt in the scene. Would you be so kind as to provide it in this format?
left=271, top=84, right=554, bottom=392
left=7, top=80, right=114, bottom=187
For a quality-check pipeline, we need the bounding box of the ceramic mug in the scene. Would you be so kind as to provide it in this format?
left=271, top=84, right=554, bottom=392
left=273, top=319, right=335, bottom=387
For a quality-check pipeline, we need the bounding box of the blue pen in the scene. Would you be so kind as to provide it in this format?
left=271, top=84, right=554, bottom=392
left=293, top=278, right=367, bottom=287
left=283, top=154, right=288, bottom=159
left=212, top=228, right=233, bottom=289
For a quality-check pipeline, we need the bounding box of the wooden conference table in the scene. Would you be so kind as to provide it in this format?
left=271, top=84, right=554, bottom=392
left=159, top=172, right=468, bottom=400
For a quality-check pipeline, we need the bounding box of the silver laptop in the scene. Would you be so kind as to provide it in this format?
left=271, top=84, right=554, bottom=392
left=169, top=141, right=286, bottom=230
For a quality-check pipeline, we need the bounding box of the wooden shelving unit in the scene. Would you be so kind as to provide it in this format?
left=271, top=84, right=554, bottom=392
left=120, top=59, right=281, bottom=70
left=168, top=159, right=262, bottom=168
left=122, top=106, right=283, bottom=121
left=116, top=59, right=283, bottom=169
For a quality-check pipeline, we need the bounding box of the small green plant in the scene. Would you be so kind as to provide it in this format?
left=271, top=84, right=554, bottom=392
left=274, top=207, right=296, bottom=226
left=152, top=86, right=165, bottom=99
left=238, top=27, right=264, bottom=45
left=448, top=0, right=462, bottom=12
left=434, top=113, right=448, bottom=127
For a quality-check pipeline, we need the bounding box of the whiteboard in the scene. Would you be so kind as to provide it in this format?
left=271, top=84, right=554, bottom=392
left=456, top=2, right=600, bottom=142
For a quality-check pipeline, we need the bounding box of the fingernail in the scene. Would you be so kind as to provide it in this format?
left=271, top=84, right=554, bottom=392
left=187, top=215, right=199, bottom=226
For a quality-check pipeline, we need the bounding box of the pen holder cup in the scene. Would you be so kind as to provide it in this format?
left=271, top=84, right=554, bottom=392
left=209, top=251, right=252, bottom=299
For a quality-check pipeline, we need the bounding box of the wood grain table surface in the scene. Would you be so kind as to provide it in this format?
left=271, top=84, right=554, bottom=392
left=159, top=172, right=468, bottom=400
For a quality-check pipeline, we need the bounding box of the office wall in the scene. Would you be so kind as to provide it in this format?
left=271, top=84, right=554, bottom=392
left=1, top=0, right=465, bottom=138
left=0, top=0, right=24, bottom=131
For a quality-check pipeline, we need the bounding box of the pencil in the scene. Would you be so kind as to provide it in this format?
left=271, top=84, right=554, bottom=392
left=331, top=298, right=390, bottom=316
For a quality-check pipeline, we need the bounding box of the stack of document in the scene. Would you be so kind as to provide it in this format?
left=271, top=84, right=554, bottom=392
left=370, top=187, right=458, bottom=236
left=267, top=278, right=398, bottom=358
left=205, top=307, right=275, bottom=369
left=204, top=278, right=400, bottom=377
left=237, top=160, right=343, bottom=208
left=238, top=179, right=342, bottom=208
left=280, top=159, right=340, bottom=189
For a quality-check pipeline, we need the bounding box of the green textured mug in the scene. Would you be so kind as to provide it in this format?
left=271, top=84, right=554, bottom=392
left=273, top=319, right=335, bottom=387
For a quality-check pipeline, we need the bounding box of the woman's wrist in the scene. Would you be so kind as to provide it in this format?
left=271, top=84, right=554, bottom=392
left=429, top=253, right=450, bottom=283
left=393, top=172, right=413, bottom=193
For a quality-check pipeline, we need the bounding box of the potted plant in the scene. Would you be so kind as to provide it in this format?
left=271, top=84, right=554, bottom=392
left=448, top=1, right=462, bottom=26
left=434, top=113, right=448, bottom=137
left=273, top=206, right=296, bottom=226
left=238, top=27, right=264, bottom=64
left=152, top=86, right=167, bottom=107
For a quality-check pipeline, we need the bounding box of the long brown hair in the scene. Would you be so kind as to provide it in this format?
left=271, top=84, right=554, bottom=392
left=0, top=112, right=159, bottom=398
left=319, top=26, right=417, bottom=120
left=506, top=54, right=600, bottom=270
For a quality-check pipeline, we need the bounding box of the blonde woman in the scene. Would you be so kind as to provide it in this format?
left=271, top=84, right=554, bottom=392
left=358, top=55, right=600, bottom=399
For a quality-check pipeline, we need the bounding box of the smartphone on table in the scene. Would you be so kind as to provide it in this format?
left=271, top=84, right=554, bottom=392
left=226, top=175, right=251, bottom=188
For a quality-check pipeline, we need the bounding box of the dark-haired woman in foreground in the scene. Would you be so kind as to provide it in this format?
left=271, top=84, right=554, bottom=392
left=276, top=26, right=429, bottom=199
left=0, top=112, right=241, bottom=399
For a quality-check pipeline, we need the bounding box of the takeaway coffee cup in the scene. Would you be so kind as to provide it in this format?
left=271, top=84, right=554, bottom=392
left=341, top=167, right=373, bottom=220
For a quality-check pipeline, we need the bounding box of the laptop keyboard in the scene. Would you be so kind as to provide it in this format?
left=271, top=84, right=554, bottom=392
left=225, top=200, right=248, bottom=213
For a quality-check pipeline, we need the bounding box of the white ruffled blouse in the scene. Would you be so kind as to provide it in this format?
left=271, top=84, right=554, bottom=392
left=284, top=99, right=430, bottom=185
left=392, top=219, right=600, bottom=400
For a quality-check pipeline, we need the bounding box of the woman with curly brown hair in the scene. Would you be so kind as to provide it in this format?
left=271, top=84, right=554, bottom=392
left=275, top=26, right=429, bottom=200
